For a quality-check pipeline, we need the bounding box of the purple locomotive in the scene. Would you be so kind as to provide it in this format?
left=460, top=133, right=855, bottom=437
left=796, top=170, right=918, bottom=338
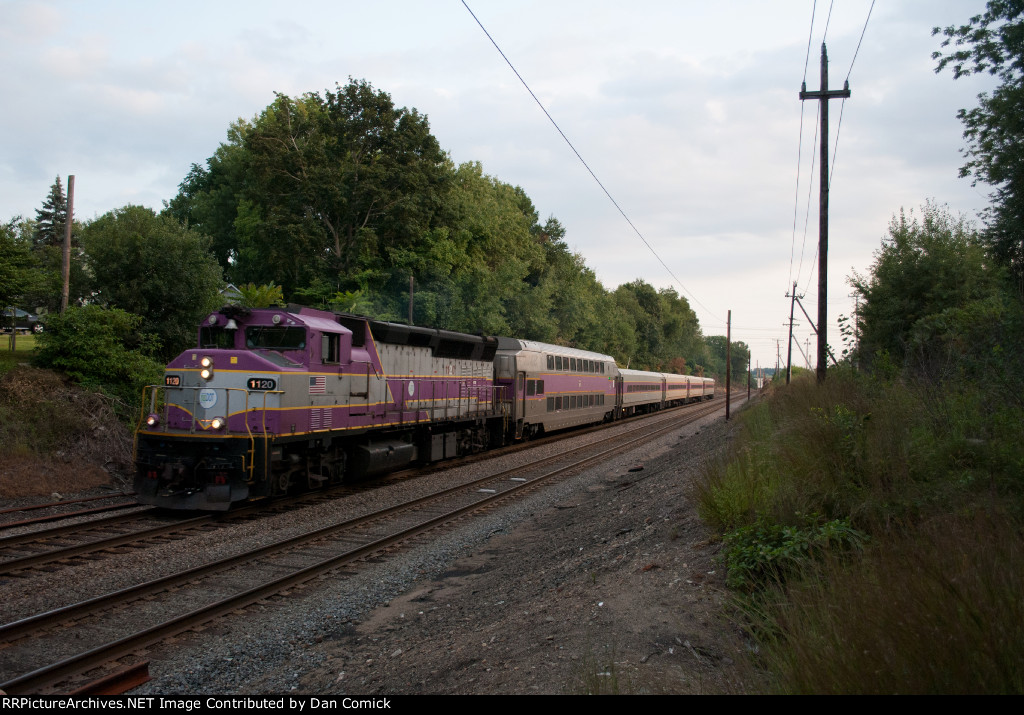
left=134, top=306, right=713, bottom=510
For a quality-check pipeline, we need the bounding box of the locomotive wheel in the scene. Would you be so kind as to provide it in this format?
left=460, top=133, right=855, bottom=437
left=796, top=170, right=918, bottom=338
left=275, top=471, right=291, bottom=495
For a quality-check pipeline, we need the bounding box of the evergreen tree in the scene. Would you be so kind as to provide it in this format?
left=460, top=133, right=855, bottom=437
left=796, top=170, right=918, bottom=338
left=33, top=177, right=67, bottom=249
left=22, top=177, right=88, bottom=313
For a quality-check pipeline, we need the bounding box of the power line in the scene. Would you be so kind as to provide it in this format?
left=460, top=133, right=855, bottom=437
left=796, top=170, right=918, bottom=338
left=790, top=0, right=819, bottom=290
left=460, top=0, right=722, bottom=324
left=822, top=0, right=836, bottom=43
left=846, top=0, right=876, bottom=83
left=830, top=0, right=877, bottom=184
left=802, top=0, right=819, bottom=83
left=797, top=104, right=820, bottom=292
left=796, top=0, right=875, bottom=311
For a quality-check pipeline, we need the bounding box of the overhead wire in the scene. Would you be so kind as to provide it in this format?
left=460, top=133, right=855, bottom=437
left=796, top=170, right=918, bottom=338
left=796, top=104, right=820, bottom=297
left=787, top=0, right=819, bottom=291
left=796, top=0, right=876, bottom=358
left=810, top=0, right=875, bottom=300
left=829, top=0, right=876, bottom=185
left=796, top=0, right=835, bottom=296
left=797, top=0, right=879, bottom=303
left=791, top=1, right=837, bottom=366
left=460, top=0, right=724, bottom=325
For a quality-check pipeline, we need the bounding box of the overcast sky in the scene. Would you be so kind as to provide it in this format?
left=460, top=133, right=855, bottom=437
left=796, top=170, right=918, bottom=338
left=0, top=1, right=998, bottom=370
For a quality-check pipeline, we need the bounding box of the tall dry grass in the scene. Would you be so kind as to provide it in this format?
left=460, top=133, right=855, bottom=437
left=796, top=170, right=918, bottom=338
left=760, top=510, right=1024, bottom=694
left=697, top=368, right=1024, bottom=693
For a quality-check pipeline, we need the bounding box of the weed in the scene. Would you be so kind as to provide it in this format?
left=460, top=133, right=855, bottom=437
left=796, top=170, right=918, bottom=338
left=574, top=641, right=634, bottom=695
left=722, top=515, right=867, bottom=591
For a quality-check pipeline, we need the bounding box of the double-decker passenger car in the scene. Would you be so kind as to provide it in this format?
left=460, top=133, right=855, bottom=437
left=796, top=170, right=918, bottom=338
left=494, top=338, right=616, bottom=439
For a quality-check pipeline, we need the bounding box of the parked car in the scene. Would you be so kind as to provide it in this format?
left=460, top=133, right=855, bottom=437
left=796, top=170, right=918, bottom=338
left=2, top=307, right=40, bottom=333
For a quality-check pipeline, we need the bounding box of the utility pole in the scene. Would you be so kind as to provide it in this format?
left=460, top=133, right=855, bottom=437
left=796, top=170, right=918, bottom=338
left=785, top=282, right=801, bottom=384
left=61, top=175, right=75, bottom=313
left=725, top=309, right=731, bottom=421
left=800, top=44, right=850, bottom=383
left=747, top=354, right=751, bottom=400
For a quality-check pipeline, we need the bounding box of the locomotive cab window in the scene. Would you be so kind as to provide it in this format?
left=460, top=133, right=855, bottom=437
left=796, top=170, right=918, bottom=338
left=200, top=326, right=234, bottom=350
left=246, top=326, right=306, bottom=351
left=322, top=333, right=341, bottom=364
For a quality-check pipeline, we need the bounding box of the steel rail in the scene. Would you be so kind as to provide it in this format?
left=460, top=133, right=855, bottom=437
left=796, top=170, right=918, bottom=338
left=0, top=398, right=724, bottom=643
left=0, top=395, right=729, bottom=692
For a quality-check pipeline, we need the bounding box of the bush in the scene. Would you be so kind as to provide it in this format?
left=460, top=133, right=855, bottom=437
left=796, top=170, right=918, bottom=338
left=722, top=515, right=866, bottom=592
left=33, top=305, right=164, bottom=417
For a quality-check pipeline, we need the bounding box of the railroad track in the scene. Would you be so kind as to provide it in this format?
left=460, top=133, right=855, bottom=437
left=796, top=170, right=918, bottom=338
left=0, top=494, right=139, bottom=531
left=0, top=396, right=719, bottom=578
left=0, top=395, right=733, bottom=694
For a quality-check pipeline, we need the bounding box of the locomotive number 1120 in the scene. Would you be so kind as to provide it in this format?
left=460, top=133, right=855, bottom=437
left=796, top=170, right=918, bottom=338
left=247, top=377, right=277, bottom=391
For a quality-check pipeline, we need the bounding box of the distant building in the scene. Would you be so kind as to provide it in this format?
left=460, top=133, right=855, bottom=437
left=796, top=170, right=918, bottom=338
left=220, top=284, right=242, bottom=303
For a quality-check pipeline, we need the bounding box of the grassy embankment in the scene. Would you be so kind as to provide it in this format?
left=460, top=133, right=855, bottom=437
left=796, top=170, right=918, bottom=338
left=698, top=369, right=1024, bottom=694
left=0, top=337, right=132, bottom=499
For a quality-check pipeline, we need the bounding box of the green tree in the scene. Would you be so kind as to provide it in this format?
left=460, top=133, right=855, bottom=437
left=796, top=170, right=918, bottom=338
left=0, top=219, right=38, bottom=322
left=234, top=283, right=284, bottom=309
left=170, top=79, right=451, bottom=299
left=165, top=77, right=717, bottom=360
left=604, top=280, right=702, bottom=370
left=83, top=205, right=224, bottom=358
left=850, top=202, right=1001, bottom=368
left=381, top=162, right=549, bottom=335
left=933, top=2, right=1024, bottom=286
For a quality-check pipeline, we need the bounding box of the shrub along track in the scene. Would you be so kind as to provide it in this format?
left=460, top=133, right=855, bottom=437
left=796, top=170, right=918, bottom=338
left=0, top=398, right=723, bottom=694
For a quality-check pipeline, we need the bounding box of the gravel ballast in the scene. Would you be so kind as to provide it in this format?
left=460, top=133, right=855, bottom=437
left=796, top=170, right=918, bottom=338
left=120, top=399, right=753, bottom=695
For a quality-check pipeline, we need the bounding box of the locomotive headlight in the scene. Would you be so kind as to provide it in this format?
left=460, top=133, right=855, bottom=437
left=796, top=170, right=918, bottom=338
left=200, top=356, right=213, bottom=380
left=200, top=368, right=213, bottom=380
left=146, top=413, right=160, bottom=427
left=200, top=356, right=213, bottom=368
left=211, top=417, right=225, bottom=430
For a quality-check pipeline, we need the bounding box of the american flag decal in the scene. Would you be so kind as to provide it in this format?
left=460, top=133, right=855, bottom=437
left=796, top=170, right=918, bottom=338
left=309, top=376, right=326, bottom=394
